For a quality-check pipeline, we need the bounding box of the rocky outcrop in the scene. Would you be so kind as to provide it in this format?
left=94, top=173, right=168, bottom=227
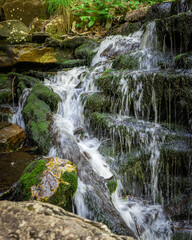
left=0, top=200, right=135, bottom=240
left=0, top=122, right=26, bottom=153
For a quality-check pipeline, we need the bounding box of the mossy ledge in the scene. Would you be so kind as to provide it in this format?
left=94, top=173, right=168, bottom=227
left=23, top=83, right=61, bottom=154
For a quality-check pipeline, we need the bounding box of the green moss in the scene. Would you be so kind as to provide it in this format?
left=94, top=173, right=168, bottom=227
left=61, top=36, right=88, bottom=49
left=84, top=92, right=110, bottom=114
left=23, top=83, right=60, bottom=154
left=48, top=171, right=78, bottom=211
left=107, top=180, right=117, bottom=194
left=17, top=159, right=47, bottom=200
left=112, top=54, right=139, bottom=70
left=172, top=231, right=192, bottom=240
left=32, top=84, right=61, bottom=112
left=75, top=40, right=98, bottom=65
left=60, top=59, right=86, bottom=68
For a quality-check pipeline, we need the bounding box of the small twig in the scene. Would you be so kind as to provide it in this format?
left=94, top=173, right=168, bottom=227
left=134, top=216, right=143, bottom=240
left=12, top=76, right=16, bottom=107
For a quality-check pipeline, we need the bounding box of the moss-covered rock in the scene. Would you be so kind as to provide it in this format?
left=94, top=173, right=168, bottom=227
left=23, top=83, right=61, bottom=154
left=59, top=59, right=86, bottom=68
left=16, top=159, right=47, bottom=200
left=74, top=40, right=98, bottom=65
left=0, top=74, right=12, bottom=104
left=156, top=12, right=192, bottom=54
left=60, top=36, right=89, bottom=49
left=84, top=92, right=110, bottom=115
left=112, top=53, right=139, bottom=70
left=174, top=52, right=192, bottom=69
left=16, top=157, right=78, bottom=211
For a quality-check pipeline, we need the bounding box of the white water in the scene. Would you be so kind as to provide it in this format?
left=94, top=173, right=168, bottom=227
left=43, top=22, right=172, bottom=240
left=10, top=88, right=31, bottom=129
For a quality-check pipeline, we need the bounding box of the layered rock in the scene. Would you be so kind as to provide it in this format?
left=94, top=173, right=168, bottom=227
left=0, top=200, right=135, bottom=240
left=0, top=122, right=25, bottom=153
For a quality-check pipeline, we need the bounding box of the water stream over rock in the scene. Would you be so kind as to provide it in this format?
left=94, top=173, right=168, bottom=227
left=40, top=21, right=185, bottom=240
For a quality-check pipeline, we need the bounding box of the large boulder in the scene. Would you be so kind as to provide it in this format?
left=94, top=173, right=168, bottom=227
left=0, top=200, right=135, bottom=240
left=0, top=20, right=30, bottom=43
left=3, top=0, right=49, bottom=26
left=0, top=122, right=26, bottom=153
left=16, top=157, right=78, bottom=211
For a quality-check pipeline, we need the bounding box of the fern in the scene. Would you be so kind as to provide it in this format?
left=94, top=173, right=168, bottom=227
left=46, top=0, right=71, bottom=15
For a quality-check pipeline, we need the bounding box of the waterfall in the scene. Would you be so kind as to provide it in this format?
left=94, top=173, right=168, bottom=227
left=10, top=88, right=31, bottom=130
left=43, top=21, right=174, bottom=239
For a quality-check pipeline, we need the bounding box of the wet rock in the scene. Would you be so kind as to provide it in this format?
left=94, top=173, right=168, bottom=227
left=110, top=22, right=142, bottom=36
left=73, top=126, right=84, bottom=135
left=3, top=0, right=49, bottom=26
left=16, top=157, right=78, bottom=211
left=125, top=7, right=149, bottom=22
left=0, top=200, right=135, bottom=240
left=0, top=151, right=37, bottom=193
left=74, top=39, right=98, bottom=65
left=0, top=122, right=26, bottom=153
left=0, top=20, right=30, bottom=43
left=156, top=12, right=192, bottom=54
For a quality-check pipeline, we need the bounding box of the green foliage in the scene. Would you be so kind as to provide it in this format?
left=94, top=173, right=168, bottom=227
left=46, top=0, right=71, bottom=15
left=107, top=180, right=117, bottom=194
left=72, top=0, right=127, bottom=29
left=17, top=159, right=47, bottom=200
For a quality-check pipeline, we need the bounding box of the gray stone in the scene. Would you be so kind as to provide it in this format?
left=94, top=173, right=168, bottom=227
left=0, top=200, right=135, bottom=240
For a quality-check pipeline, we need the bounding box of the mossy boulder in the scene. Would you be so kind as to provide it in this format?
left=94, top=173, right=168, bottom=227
left=174, top=52, right=192, bottom=69
left=0, top=20, right=30, bottom=43
left=23, top=83, right=61, bottom=154
left=16, top=157, right=78, bottom=211
left=74, top=40, right=98, bottom=65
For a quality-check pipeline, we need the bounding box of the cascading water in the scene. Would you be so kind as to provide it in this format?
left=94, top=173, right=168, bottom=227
left=10, top=88, right=31, bottom=129
left=43, top=21, right=174, bottom=239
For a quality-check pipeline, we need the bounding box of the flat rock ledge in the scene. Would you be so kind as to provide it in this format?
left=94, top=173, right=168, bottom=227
left=0, top=200, right=135, bottom=240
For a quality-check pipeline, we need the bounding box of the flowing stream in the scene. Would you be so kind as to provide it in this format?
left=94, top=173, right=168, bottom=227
left=42, top=22, right=174, bottom=240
